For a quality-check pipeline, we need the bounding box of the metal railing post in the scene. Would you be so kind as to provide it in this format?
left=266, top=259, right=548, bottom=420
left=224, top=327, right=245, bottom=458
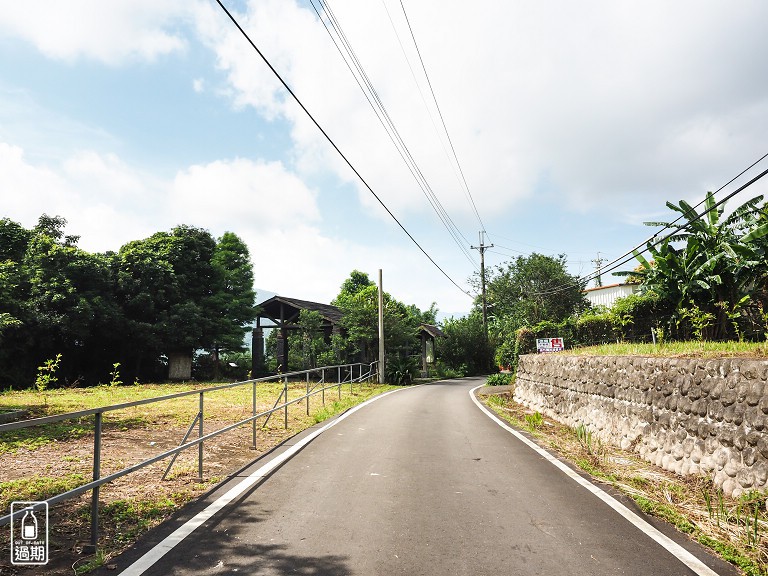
left=251, top=381, right=257, bottom=450
left=322, top=369, right=325, bottom=405
left=198, top=393, right=204, bottom=482
left=338, top=366, right=341, bottom=400
left=306, top=372, right=310, bottom=416
left=284, top=378, right=288, bottom=429
left=86, top=411, right=102, bottom=554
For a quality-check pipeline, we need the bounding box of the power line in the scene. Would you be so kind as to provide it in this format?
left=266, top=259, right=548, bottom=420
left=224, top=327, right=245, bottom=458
left=309, top=0, right=479, bottom=271
left=213, top=0, right=473, bottom=297
left=488, top=152, right=768, bottom=293
left=391, top=0, right=487, bottom=234
left=528, top=160, right=768, bottom=297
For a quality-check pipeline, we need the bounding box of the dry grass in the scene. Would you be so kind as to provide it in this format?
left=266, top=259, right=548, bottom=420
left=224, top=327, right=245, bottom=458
left=0, top=380, right=396, bottom=575
left=484, top=392, right=768, bottom=576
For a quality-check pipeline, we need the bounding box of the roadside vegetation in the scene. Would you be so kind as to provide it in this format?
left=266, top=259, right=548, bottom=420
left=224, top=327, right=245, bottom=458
left=0, top=379, right=398, bottom=575
left=484, top=391, right=768, bottom=575
left=569, top=340, right=768, bottom=358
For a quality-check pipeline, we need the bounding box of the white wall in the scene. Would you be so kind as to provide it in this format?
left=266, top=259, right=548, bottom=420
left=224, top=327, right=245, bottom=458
left=583, top=283, right=638, bottom=308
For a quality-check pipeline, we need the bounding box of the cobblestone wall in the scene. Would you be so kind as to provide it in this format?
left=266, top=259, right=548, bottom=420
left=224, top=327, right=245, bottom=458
left=514, top=354, right=768, bottom=497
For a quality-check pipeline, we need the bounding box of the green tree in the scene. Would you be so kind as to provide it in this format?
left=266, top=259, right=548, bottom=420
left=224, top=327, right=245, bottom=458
left=482, top=253, right=587, bottom=365
left=115, top=225, right=257, bottom=381
left=207, top=232, right=258, bottom=377
left=332, top=271, right=432, bottom=365
left=436, top=312, right=490, bottom=376
left=287, top=310, right=328, bottom=370
left=484, top=253, right=588, bottom=327
left=0, top=216, right=122, bottom=386
left=621, top=192, right=768, bottom=340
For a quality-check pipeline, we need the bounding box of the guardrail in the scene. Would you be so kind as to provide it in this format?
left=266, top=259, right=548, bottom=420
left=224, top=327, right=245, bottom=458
left=0, top=361, right=378, bottom=552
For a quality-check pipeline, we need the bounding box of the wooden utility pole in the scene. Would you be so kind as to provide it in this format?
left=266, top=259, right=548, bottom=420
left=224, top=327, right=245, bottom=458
left=378, top=269, right=385, bottom=384
left=471, top=232, right=493, bottom=335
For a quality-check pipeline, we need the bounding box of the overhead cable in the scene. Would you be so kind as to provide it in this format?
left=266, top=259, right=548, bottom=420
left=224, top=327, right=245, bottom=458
left=214, top=0, right=473, bottom=297
left=388, top=0, right=487, bottom=234
left=310, top=0, right=479, bottom=271
left=528, top=160, right=768, bottom=297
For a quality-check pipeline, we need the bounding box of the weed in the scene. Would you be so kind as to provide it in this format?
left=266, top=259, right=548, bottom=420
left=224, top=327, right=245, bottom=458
left=629, top=476, right=649, bottom=489
left=576, top=423, right=594, bottom=453
left=0, top=420, right=91, bottom=454
left=109, top=363, right=122, bottom=387
left=633, top=495, right=695, bottom=534
left=524, top=411, right=543, bottom=431
left=697, top=534, right=763, bottom=576
left=35, top=353, right=61, bottom=395
left=486, top=395, right=506, bottom=408
left=102, top=497, right=179, bottom=543
left=74, top=550, right=106, bottom=575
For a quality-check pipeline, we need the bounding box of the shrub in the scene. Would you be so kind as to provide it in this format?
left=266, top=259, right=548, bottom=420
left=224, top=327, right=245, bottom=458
left=575, top=313, right=616, bottom=346
left=385, top=355, right=419, bottom=385
left=486, top=372, right=513, bottom=386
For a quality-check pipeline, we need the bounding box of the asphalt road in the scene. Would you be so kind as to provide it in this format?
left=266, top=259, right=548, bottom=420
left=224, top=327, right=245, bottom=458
left=104, top=377, right=739, bottom=576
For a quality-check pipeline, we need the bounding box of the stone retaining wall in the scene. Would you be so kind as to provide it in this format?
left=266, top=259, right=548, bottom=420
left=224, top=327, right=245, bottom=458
left=513, top=354, right=768, bottom=497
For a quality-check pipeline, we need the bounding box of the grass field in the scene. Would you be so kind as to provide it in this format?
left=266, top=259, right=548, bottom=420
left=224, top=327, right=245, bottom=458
left=0, top=378, right=399, bottom=574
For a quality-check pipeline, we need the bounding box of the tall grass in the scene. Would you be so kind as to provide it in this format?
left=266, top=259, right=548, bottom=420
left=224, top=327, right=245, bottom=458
left=569, top=340, right=768, bottom=358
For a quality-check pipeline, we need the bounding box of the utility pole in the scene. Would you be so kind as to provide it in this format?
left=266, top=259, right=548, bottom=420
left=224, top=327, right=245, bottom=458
left=471, top=232, right=493, bottom=334
left=592, top=252, right=605, bottom=288
left=378, top=269, right=385, bottom=384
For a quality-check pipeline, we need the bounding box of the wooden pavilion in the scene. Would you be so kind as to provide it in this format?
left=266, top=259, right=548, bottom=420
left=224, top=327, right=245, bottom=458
left=252, top=296, right=344, bottom=376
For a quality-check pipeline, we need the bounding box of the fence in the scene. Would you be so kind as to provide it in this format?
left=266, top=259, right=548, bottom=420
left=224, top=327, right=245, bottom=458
left=0, top=361, right=378, bottom=552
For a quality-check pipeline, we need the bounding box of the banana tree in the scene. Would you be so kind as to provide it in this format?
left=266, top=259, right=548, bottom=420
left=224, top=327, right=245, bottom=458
left=621, top=192, right=768, bottom=340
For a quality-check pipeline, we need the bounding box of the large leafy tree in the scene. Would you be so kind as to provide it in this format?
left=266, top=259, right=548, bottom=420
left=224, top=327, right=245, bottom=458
left=332, top=270, right=434, bottom=364
left=0, top=215, right=121, bottom=385
left=480, top=253, right=587, bottom=369
left=0, top=216, right=258, bottom=387
left=210, top=231, right=258, bottom=352
left=485, top=253, right=588, bottom=328
left=115, top=226, right=257, bottom=380
left=436, top=312, right=490, bottom=376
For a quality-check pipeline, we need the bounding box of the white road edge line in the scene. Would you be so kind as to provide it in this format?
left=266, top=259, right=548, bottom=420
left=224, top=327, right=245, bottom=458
left=119, top=386, right=412, bottom=576
left=470, top=385, right=720, bottom=576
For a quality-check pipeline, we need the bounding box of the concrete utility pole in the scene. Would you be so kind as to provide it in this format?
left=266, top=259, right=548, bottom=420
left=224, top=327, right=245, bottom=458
left=378, top=269, right=385, bottom=384
left=471, top=232, right=493, bottom=335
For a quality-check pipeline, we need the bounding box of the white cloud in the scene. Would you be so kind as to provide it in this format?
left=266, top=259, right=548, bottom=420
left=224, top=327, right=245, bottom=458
left=1, top=143, right=163, bottom=250
left=0, top=0, right=197, bottom=64
left=171, top=157, right=321, bottom=229
left=193, top=0, right=768, bottom=231
left=1, top=142, right=70, bottom=221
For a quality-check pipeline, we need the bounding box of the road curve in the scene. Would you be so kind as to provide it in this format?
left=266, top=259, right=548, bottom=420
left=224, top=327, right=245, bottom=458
left=103, top=377, right=738, bottom=576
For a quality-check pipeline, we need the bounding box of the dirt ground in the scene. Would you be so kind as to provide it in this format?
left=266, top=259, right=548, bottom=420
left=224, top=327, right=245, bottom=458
left=0, top=417, right=303, bottom=576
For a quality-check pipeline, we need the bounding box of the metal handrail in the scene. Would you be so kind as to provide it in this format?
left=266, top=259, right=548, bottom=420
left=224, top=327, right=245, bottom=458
left=0, top=361, right=379, bottom=551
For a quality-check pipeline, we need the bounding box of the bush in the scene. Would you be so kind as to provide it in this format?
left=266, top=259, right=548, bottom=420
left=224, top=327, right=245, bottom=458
left=575, top=312, right=616, bottom=346
left=486, top=372, right=513, bottom=386
left=611, top=290, right=671, bottom=341
left=385, top=355, right=419, bottom=385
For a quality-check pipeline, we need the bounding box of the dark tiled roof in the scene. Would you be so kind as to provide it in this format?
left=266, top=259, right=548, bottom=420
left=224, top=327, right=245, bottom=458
left=257, top=296, right=344, bottom=325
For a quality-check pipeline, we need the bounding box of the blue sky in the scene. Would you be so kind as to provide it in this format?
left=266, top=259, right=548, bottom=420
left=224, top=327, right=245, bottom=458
left=2, top=1, right=767, bottom=319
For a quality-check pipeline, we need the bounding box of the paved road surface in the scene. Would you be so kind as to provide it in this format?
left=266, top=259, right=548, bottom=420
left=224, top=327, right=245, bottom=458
left=103, top=377, right=738, bottom=576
